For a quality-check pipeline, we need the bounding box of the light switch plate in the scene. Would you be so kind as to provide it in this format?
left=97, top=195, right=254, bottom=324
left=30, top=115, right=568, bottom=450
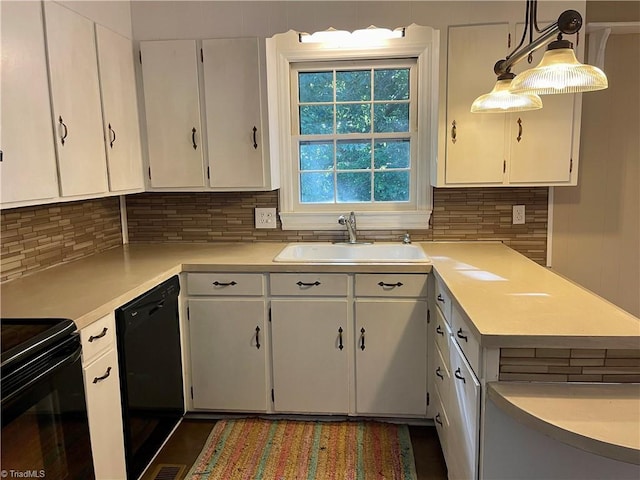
left=512, top=205, right=525, bottom=225
left=255, top=207, right=277, bottom=229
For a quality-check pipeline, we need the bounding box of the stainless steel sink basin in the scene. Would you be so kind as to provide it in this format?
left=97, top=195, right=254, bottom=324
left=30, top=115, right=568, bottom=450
left=273, top=242, right=431, bottom=263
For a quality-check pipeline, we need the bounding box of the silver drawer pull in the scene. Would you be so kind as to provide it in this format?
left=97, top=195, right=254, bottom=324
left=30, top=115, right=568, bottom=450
left=88, top=327, right=108, bottom=342
left=93, top=366, right=112, bottom=384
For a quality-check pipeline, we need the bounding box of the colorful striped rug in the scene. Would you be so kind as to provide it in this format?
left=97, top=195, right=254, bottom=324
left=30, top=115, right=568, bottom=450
left=186, top=418, right=417, bottom=479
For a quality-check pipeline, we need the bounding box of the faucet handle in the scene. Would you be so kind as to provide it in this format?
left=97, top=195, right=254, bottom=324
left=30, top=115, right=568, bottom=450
left=403, top=233, right=411, bottom=244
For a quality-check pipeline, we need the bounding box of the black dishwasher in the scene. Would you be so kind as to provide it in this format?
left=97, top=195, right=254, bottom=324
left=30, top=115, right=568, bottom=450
left=116, top=275, right=184, bottom=480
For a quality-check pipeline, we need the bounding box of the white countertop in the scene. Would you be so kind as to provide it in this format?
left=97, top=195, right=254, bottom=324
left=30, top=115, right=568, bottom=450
left=488, top=382, right=640, bottom=465
left=1, top=241, right=638, bottom=348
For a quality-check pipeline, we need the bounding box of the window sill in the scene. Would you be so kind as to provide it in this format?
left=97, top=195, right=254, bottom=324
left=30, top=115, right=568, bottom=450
left=279, top=210, right=432, bottom=231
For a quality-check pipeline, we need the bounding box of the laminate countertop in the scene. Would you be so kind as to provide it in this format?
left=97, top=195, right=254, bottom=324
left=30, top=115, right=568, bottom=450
left=487, top=382, right=640, bottom=465
left=1, top=241, right=638, bottom=349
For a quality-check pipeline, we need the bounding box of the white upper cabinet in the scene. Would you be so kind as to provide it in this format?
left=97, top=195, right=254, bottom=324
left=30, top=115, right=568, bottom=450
left=202, top=38, right=272, bottom=190
left=140, top=40, right=205, bottom=188
left=436, top=22, right=580, bottom=187
left=507, top=23, right=577, bottom=184
left=444, top=23, right=508, bottom=185
left=44, top=2, right=109, bottom=197
left=0, top=1, right=59, bottom=205
left=95, top=25, right=144, bottom=192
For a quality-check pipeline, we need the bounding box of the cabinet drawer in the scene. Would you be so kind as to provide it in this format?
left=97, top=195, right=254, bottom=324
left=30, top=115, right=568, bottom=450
left=452, top=304, right=481, bottom=376
left=434, top=275, right=452, bottom=323
left=434, top=306, right=450, bottom=363
left=270, top=274, right=348, bottom=296
left=83, top=349, right=126, bottom=480
left=187, top=273, right=264, bottom=296
left=80, top=313, right=116, bottom=365
left=434, top=342, right=450, bottom=407
left=355, top=274, right=428, bottom=297
left=432, top=385, right=450, bottom=461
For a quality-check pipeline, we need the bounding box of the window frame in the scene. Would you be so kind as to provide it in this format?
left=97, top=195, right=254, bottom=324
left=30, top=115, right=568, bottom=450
left=266, top=25, right=440, bottom=230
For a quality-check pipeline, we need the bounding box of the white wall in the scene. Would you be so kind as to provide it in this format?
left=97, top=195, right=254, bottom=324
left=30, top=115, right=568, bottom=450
left=551, top=31, right=640, bottom=317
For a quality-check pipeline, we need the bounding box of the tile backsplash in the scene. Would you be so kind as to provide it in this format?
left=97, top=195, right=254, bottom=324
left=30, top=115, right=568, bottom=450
left=0, top=186, right=547, bottom=283
left=126, top=187, right=548, bottom=263
left=0, top=197, right=122, bottom=282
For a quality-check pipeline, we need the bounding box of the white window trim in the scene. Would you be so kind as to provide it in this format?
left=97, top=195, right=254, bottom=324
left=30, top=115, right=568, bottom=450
left=266, top=24, right=440, bottom=230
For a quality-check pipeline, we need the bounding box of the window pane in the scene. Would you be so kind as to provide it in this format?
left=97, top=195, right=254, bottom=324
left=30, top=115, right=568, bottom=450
left=374, top=69, right=409, bottom=100
left=336, top=70, right=371, bottom=101
left=336, top=104, right=370, bottom=134
left=374, top=103, right=409, bottom=132
left=300, top=105, right=334, bottom=135
left=337, top=140, right=371, bottom=170
left=300, top=172, right=334, bottom=203
left=337, top=172, right=371, bottom=202
left=374, top=171, right=410, bottom=201
left=300, top=141, right=334, bottom=171
left=374, top=139, right=410, bottom=169
left=299, top=72, right=333, bottom=103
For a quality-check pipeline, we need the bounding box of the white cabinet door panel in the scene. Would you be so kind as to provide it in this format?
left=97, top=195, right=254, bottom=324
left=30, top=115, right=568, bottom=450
left=44, top=2, right=108, bottom=197
left=355, top=300, right=427, bottom=416
left=0, top=1, right=59, bottom=204
left=140, top=40, right=204, bottom=188
left=446, top=23, right=508, bottom=184
left=96, top=25, right=144, bottom=192
left=202, top=38, right=266, bottom=189
left=271, top=299, right=349, bottom=414
left=188, top=298, right=266, bottom=411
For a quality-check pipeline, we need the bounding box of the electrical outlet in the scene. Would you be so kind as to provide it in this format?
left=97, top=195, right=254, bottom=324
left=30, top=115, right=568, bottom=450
left=512, top=205, right=525, bottom=225
left=255, top=207, right=277, bottom=229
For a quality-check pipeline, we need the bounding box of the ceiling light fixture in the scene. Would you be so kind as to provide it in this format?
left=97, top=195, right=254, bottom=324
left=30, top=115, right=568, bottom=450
left=472, top=0, right=608, bottom=113
left=471, top=72, right=543, bottom=113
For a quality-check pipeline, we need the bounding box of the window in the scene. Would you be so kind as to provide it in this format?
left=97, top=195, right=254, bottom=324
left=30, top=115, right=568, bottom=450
left=266, top=25, right=439, bottom=230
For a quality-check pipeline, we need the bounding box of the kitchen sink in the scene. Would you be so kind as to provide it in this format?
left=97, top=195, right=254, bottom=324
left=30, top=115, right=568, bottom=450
left=273, top=242, right=431, bottom=263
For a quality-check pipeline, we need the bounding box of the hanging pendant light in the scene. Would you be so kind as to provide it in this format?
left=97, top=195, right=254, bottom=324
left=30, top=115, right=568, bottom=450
left=509, top=39, right=608, bottom=94
left=471, top=73, right=543, bottom=113
left=470, top=1, right=608, bottom=112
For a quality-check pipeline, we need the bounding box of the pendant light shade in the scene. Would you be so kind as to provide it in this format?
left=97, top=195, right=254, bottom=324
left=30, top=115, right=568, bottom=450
left=510, top=40, right=608, bottom=95
left=471, top=74, right=543, bottom=113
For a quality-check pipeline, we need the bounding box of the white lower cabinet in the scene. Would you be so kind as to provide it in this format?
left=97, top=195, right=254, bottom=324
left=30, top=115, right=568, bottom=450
left=80, top=313, right=126, bottom=480
left=430, top=275, right=482, bottom=480
left=188, top=298, right=267, bottom=411
left=355, top=299, right=428, bottom=416
left=271, top=299, right=349, bottom=413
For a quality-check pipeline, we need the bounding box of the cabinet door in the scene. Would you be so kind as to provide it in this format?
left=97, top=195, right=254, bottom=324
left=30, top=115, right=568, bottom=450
left=355, top=300, right=427, bottom=416
left=448, top=339, right=481, bottom=480
left=202, top=38, right=266, bottom=189
left=508, top=23, right=575, bottom=184
left=271, top=299, right=349, bottom=414
left=83, top=350, right=127, bottom=480
left=188, top=298, right=266, bottom=411
left=445, top=24, right=508, bottom=184
left=96, top=25, right=144, bottom=192
left=44, top=2, right=108, bottom=197
left=140, top=40, right=205, bottom=188
left=0, top=1, right=59, bottom=205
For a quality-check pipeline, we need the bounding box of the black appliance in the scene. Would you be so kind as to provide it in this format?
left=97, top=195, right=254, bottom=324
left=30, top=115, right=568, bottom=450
left=1, top=318, right=95, bottom=479
left=116, top=275, right=184, bottom=479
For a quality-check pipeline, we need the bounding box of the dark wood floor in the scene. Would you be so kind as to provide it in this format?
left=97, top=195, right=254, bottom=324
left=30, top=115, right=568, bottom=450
left=141, top=418, right=447, bottom=480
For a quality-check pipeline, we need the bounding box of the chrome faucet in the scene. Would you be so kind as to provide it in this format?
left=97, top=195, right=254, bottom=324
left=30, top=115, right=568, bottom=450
left=338, top=211, right=358, bottom=244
